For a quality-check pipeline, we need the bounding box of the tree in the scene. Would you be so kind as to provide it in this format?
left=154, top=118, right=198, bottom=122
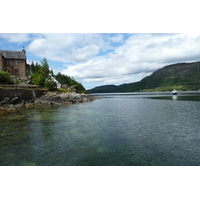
left=40, top=58, right=50, bottom=79
left=28, top=58, right=86, bottom=92
left=30, top=73, right=45, bottom=86
left=55, top=72, right=71, bottom=86
left=30, top=58, right=51, bottom=87
left=44, top=75, right=57, bottom=91
left=55, top=73, right=86, bottom=92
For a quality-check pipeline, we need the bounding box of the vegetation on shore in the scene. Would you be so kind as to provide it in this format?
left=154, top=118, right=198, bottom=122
left=88, top=61, right=200, bottom=93
left=0, top=71, right=14, bottom=84
left=0, top=58, right=86, bottom=93
left=26, top=58, right=86, bottom=92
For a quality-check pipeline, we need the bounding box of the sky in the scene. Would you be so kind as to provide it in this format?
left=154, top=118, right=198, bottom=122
left=1, top=33, right=200, bottom=89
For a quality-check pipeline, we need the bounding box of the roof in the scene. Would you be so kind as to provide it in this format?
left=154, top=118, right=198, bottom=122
left=0, top=50, right=26, bottom=60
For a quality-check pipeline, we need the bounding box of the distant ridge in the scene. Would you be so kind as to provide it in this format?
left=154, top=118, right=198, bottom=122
left=88, top=61, right=200, bottom=93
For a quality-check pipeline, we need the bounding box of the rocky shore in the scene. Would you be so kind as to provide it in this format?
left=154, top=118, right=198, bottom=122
left=0, top=91, right=100, bottom=114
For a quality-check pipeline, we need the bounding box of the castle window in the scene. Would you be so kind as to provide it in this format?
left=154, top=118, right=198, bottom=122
left=15, top=60, right=18, bottom=65
left=6, top=60, right=9, bottom=65
left=15, top=69, right=19, bottom=75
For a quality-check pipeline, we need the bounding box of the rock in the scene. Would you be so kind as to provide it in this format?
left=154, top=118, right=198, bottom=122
left=68, top=92, right=76, bottom=102
left=0, top=97, right=10, bottom=106
left=10, top=97, right=20, bottom=104
left=0, top=106, right=6, bottom=111
left=25, top=103, right=34, bottom=108
left=6, top=105, right=17, bottom=112
left=62, top=84, right=69, bottom=89
left=19, top=100, right=25, bottom=107
left=35, top=99, right=49, bottom=105
left=75, top=93, right=82, bottom=102
left=59, top=92, right=69, bottom=98
left=50, top=101, right=61, bottom=106
left=69, top=86, right=76, bottom=92
left=0, top=90, right=100, bottom=115
left=82, top=97, right=88, bottom=102
left=50, top=96, right=60, bottom=101
left=15, top=104, right=22, bottom=109
left=59, top=97, right=69, bottom=102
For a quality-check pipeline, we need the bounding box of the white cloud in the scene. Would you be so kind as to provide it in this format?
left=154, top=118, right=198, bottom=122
left=27, top=33, right=109, bottom=63
left=71, top=45, right=100, bottom=62
left=3, top=33, right=200, bottom=89
left=0, top=33, right=31, bottom=43
left=61, top=33, right=200, bottom=88
left=109, top=34, right=124, bottom=43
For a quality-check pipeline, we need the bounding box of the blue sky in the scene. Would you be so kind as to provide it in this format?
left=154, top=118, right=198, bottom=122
left=1, top=33, right=200, bottom=89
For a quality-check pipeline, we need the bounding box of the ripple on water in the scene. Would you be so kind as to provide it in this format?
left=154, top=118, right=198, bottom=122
left=1, top=93, right=200, bottom=166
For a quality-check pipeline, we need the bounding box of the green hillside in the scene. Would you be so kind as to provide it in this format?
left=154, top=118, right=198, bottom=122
left=88, top=61, right=200, bottom=93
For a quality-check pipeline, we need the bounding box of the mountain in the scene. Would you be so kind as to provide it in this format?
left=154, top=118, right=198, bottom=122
left=88, top=61, right=200, bottom=93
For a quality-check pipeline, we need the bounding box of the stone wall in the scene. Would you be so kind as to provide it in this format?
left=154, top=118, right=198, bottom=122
left=0, top=88, right=44, bottom=101
left=4, top=59, right=26, bottom=80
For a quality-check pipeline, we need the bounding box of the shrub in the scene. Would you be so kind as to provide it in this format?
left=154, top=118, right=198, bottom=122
left=30, top=73, right=45, bottom=86
left=0, top=71, right=13, bottom=84
left=44, top=79, right=57, bottom=91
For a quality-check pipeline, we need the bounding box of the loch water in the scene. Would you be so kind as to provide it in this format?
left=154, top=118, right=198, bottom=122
left=1, top=92, right=200, bottom=166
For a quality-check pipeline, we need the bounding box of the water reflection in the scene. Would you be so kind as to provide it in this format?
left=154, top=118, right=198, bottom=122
left=172, top=95, right=178, bottom=100
left=96, top=91, right=200, bottom=102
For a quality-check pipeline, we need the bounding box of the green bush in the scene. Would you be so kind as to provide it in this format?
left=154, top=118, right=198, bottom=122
left=14, top=80, right=20, bottom=84
left=44, top=79, right=57, bottom=91
left=0, top=71, right=13, bottom=84
left=30, top=73, right=45, bottom=86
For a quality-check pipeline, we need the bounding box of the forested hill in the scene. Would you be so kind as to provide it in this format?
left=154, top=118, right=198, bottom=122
left=88, top=61, right=200, bottom=93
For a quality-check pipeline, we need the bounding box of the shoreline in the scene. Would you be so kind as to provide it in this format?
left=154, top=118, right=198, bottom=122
left=0, top=91, right=100, bottom=115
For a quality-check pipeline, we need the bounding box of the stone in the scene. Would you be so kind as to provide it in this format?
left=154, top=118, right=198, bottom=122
left=59, top=97, right=70, bottom=102
left=75, top=94, right=82, bottom=102
left=82, top=97, right=88, bottom=102
left=35, top=99, right=49, bottom=105
left=0, top=97, right=10, bottom=106
left=50, top=96, right=60, bottom=101
left=25, top=103, right=34, bottom=108
left=50, top=101, right=61, bottom=106
left=0, top=90, right=100, bottom=115
left=6, top=105, right=17, bottom=112
left=10, top=97, right=20, bottom=104
left=68, top=92, right=76, bottom=101
left=69, top=86, right=76, bottom=92
left=62, top=84, right=69, bottom=89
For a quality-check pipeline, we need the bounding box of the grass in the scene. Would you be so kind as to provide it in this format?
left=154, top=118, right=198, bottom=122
left=57, top=88, right=69, bottom=93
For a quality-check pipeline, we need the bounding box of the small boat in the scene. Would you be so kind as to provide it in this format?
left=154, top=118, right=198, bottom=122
left=171, top=89, right=178, bottom=95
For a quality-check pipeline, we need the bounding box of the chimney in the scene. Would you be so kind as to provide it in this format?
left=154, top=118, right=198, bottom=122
left=22, top=46, right=26, bottom=53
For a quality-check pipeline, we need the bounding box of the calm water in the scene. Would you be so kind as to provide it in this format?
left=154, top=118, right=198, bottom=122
left=1, top=92, right=200, bottom=166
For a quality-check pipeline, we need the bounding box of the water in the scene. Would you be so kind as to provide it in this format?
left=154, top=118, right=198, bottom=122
left=1, top=92, right=200, bottom=166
